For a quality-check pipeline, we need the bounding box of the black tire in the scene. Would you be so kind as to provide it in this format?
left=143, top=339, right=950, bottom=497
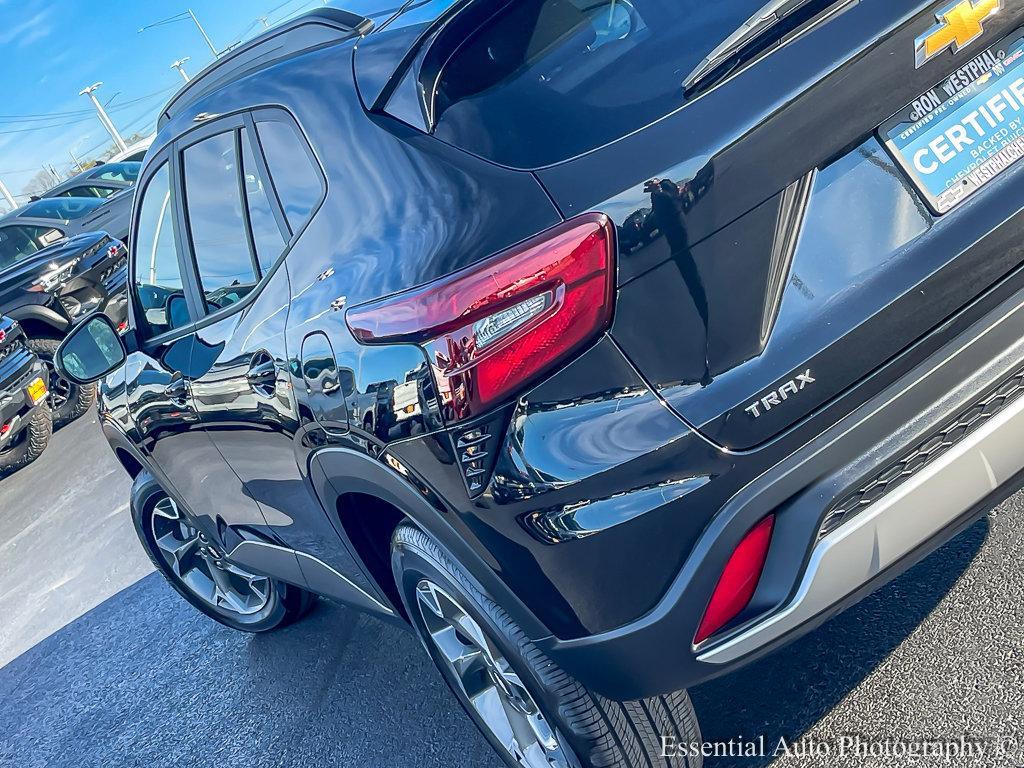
left=26, top=337, right=97, bottom=428
left=0, top=405, right=52, bottom=475
left=131, top=471, right=316, bottom=632
left=391, top=523, right=703, bottom=768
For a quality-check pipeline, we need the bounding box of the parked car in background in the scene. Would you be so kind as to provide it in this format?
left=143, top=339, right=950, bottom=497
left=0, top=226, right=127, bottom=426
left=2, top=192, right=131, bottom=244
left=53, top=3, right=1024, bottom=768
left=107, top=136, right=154, bottom=164
left=37, top=161, right=141, bottom=201
left=0, top=315, right=50, bottom=474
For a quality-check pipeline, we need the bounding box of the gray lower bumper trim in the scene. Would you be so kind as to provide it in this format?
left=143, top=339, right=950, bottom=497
left=698, top=380, right=1024, bottom=665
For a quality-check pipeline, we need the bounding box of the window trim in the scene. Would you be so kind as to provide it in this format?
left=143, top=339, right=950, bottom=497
left=178, top=118, right=262, bottom=315
left=250, top=107, right=327, bottom=244
left=234, top=128, right=263, bottom=281
left=126, top=151, right=196, bottom=348
left=242, top=111, right=292, bottom=243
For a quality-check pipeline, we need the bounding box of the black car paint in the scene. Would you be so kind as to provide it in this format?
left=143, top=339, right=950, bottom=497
left=0, top=231, right=128, bottom=339
left=93, top=0, right=1024, bottom=701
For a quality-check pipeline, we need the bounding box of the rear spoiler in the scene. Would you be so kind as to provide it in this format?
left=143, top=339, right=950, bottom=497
left=158, top=7, right=374, bottom=129
left=353, top=0, right=469, bottom=119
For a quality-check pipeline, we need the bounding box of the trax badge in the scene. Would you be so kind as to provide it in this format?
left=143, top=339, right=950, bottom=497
left=916, top=0, right=1002, bottom=68
left=745, top=371, right=815, bottom=419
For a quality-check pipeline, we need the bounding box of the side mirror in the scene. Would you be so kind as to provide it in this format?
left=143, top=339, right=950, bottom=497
left=55, top=313, right=127, bottom=384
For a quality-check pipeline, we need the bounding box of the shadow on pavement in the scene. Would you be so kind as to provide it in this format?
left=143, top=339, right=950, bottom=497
left=691, top=517, right=989, bottom=767
left=0, top=574, right=501, bottom=768
left=0, top=518, right=987, bottom=768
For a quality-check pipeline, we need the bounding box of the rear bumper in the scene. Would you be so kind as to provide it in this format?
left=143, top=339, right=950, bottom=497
left=539, top=277, right=1024, bottom=700
left=700, top=369, right=1024, bottom=665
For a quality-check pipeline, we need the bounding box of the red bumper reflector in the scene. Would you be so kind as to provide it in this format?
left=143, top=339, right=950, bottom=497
left=346, top=213, right=615, bottom=422
left=695, top=514, right=775, bottom=644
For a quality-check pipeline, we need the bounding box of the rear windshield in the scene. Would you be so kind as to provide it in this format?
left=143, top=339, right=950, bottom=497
left=430, top=0, right=770, bottom=168
left=23, top=197, right=105, bottom=221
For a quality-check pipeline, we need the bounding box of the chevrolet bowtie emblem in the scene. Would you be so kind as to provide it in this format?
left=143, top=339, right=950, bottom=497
left=916, top=0, right=1002, bottom=68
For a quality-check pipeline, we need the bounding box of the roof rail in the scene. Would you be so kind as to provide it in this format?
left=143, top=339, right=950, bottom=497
left=158, top=7, right=373, bottom=128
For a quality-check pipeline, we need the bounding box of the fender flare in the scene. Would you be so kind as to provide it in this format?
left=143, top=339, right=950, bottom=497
left=5, top=304, right=70, bottom=336
left=310, top=446, right=553, bottom=642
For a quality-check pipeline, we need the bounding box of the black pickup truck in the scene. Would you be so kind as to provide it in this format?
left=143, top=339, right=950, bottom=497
left=0, top=315, right=50, bottom=473
left=0, top=228, right=127, bottom=426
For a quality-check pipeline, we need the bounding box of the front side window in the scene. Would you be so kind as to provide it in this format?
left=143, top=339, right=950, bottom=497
left=182, top=131, right=258, bottom=311
left=0, top=225, right=62, bottom=269
left=255, top=118, right=322, bottom=233
left=133, top=163, right=188, bottom=338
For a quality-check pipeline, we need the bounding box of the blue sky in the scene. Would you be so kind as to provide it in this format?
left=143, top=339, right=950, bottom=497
left=0, top=0, right=331, bottom=208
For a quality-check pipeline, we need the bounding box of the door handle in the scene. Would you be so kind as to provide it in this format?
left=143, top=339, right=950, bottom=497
left=246, top=352, right=277, bottom=397
left=164, top=375, right=189, bottom=406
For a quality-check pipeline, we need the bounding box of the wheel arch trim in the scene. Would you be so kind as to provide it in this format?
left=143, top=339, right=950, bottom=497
left=310, top=446, right=553, bottom=642
left=5, top=305, right=70, bottom=336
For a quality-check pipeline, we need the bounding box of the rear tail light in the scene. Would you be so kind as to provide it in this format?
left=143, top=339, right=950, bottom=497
left=695, top=515, right=775, bottom=644
left=346, top=213, right=615, bottom=422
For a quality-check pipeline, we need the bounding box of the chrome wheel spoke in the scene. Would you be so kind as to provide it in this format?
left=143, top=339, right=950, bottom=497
left=149, top=494, right=272, bottom=617
left=152, top=497, right=181, bottom=521
left=154, top=530, right=200, bottom=578
left=415, top=579, right=573, bottom=768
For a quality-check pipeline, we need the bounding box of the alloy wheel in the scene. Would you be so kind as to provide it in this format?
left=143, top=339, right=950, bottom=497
left=38, top=356, right=71, bottom=411
left=415, top=579, right=574, bottom=768
left=150, top=496, right=271, bottom=616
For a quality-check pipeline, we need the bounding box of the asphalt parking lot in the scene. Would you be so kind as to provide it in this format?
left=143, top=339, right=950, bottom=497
left=1, top=416, right=1022, bottom=768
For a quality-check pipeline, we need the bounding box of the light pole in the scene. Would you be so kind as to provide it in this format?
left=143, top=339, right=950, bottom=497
left=79, top=82, right=128, bottom=154
left=139, top=9, right=220, bottom=59
left=0, top=178, right=16, bottom=210
left=187, top=9, right=219, bottom=58
left=171, top=57, right=192, bottom=82
left=69, top=150, right=86, bottom=173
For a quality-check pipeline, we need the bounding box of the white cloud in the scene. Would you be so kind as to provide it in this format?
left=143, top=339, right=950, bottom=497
left=0, top=8, right=52, bottom=48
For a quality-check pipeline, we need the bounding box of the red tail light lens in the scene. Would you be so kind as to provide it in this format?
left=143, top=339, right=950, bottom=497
left=347, top=213, right=615, bottom=422
left=695, top=515, right=775, bottom=644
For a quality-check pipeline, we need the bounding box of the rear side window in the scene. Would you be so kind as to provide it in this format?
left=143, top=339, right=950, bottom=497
left=428, top=0, right=771, bottom=168
left=90, top=162, right=141, bottom=183
left=182, top=131, right=259, bottom=312
left=240, top=134, right=286, bottom=272
left=255, top=118, right=322, bottom=232
left=133, top=164, right=189, bottom=338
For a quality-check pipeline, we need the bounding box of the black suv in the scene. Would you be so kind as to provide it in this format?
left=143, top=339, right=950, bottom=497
left=0, top=227, right=128, bottom=426
left=57, top=3, right=1024, bottom=766
left=0, top=315, right=50, bottom=473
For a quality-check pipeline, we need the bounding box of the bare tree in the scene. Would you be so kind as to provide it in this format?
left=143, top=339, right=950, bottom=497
left=21, top=170, right=54, bottom=200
